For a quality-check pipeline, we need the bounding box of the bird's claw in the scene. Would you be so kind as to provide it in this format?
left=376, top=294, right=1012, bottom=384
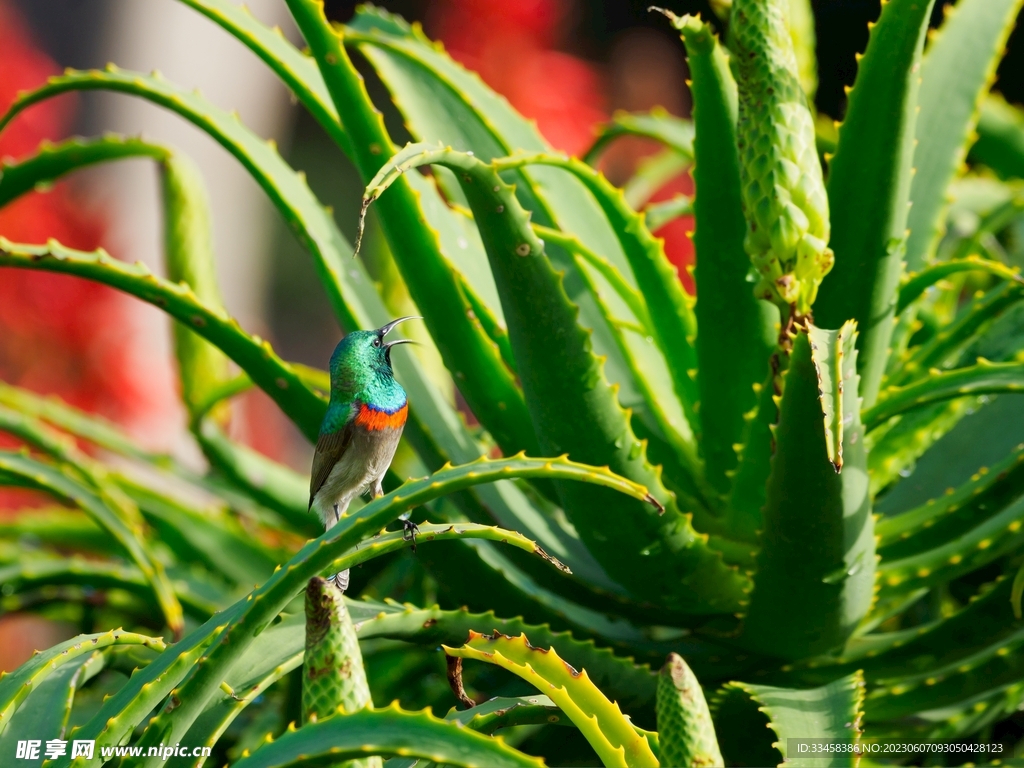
left=402, top=519, right=419, bottom=553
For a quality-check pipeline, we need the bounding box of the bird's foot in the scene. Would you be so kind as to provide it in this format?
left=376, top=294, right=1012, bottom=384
left=402, top=519, right=419, bottom=553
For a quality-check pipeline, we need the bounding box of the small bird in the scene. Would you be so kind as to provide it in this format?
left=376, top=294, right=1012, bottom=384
left=309, top=316, right=419, bottom=592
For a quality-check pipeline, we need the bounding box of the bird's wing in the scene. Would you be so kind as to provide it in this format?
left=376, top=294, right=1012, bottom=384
left=308, top=416, right=356, bottom=510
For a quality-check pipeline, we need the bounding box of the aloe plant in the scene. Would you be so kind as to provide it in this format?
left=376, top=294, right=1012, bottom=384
left=3, top=0, right=1024, bottom=764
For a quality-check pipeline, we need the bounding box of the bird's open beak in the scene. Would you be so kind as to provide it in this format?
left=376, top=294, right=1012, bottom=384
left=378, top=316, right=421, bottom=350
left=377, top=316, right=421, bottom=338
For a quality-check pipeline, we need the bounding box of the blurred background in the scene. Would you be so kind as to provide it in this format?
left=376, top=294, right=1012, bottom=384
left=1, top=0, right=1023, bottom=661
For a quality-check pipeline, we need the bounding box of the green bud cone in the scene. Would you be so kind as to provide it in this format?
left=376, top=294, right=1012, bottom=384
left=302, top=576, right=381, bottom=768
left=656, top=653, right=723, bottom=767
left=730, top=0, right=832, bottom=318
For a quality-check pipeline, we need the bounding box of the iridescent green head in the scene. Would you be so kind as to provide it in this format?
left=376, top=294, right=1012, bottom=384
left=328, top=316, right=418, bottom=399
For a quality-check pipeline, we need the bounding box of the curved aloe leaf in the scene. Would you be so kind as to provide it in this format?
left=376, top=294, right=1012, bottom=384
left=493, top=152, right=701, bottom=447
left=230, top=705, right=545, bottom=768
left=897, top=256, right=1024, bottom=314
left=656, top=653, right=722, bottom=768
left=0, top=629, right=165, bottom=732
left=118, top=474, right=281, bottom=588
left=624, top=149, right=690, bottom=209
left=801, top=576, right=1022, bottom=685
left=180, top=613, right=304, bottom=764
left=0, top=651, right=106, bottom=763
left=175, top=0, right=350, bottom=153
left=87, top=456, right=656, bottom=766
left=0, top=451, right=184, bottom=636
left=972, top=93, right=1024, bottom=179
left=194, top=418, right=316, bottom=535
left=0, top=555, right=224, bottom=619
left=904, top=0, right=1024, bottom=273
left=442, top=695, right=567, bottom=734
left=815, top=0, right=937, bottom=406
left=866, top=360, right=1024, bottom=430
left=866, top=399, right=972, bottom=496
left=0, top=134, right=169, bottom=209
left=877, top=493, right=1024, bottom=600
left=877, top=441, right=1024, bottom=558
left=0, top=65, right=376, bottom=340
left=713, top=672, right=864, bottom=768
left=285, top=0, right=537, bottom=460
left=363, top=143, right=747, bottom=614
left=345, top=5, right=644, bottom=404
left=895, top=282, right=1024, bottom=385
left=0, top=381, right=160, bottom=463
left=0, top=237, right=327, bottom=440
left=643, top=194, right=693, bottom=232
left=161, top=152, right=233, bottom=421
left=443, top=631, right=659, bottom=768
left=668, top=11, right=779, bottom=496
left=864, top=626, right=1024, bottom=722
left=352, top=603, right=660, bottom=711
left=583, top=109, right=694, bottom=165
left=738, top=323, right=875, bottom=659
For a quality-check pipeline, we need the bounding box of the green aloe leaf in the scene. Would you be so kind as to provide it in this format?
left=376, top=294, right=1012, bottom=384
left=0, top=66, right=368, bottom=333
left=0, top=555, right=225, bottom=619
left=0, top=237, right=327, bottom=440
left=876, top=441, right=1024, bottom=558
left=864, top=627, right=1024, bottom=722
left=583, top=108, right=694, bottom=165
left=230, top=705, right=545, bottom=768
left=737, top=323, right=875, bottom=659
left=0, top=629, right=165, bottom=733
left=802, top=575, right=1022, bottom=686
left=972, top=93, right=1024, bottom=179
left=876, top=493, right=1024, bottom=601
left=345, top=5, right=645, bottom=408
left=161, top=152, right=233, bottom=422
left=642, top=194, right=693, bottom=232
left=897, top=255, right=1024, bottom=314
left=442, top=695, right=568, bottom=735
left=352, top=602, right=660, bottom=712
left=175, top=0, right=350, bottom=153
left=624, top=149, right=690, bottom=209
left=0, top=652, right=106, bottom=767
left=178, top=612, right=304, bottom=765
left=493, top=152, right=701, bottom=454
left=285, top=0, right=537, bottom=460
left=193, top=418, right=316, bottom=535
left=815, top=0, right=937, bottom=406
left=667, top=11, right=780, bottom=497
left=0, top=134, right=169, bottom=209
left=904, top=0, right=1024, bottom=273
left=713, top=672, right=865, bottom=768
left=656, top=653, right=722, bottom=768
left=362, top=143, right=747, bottom=614
left=894, top=282, right=1024, bottom=385
left=865, top=360, right=1024, bottom=430
left=0, top=451, right=185, bottom=636
left=443, top=631, right=659, bottom=768
left=86, top=456, right=657, bottom=766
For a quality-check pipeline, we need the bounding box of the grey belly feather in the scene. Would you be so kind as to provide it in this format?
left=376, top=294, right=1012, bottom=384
left=311, top=425, right=403, bottom=530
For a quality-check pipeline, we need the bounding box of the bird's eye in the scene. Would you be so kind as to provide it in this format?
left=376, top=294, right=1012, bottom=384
left=372, top=336, right=382, bottom=348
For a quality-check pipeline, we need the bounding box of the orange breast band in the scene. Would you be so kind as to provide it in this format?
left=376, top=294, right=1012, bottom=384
left=355, top=402, right=408, bottom=431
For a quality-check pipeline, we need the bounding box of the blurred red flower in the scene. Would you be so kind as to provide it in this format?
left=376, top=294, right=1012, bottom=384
left=0, top=0, right=162, bottom=429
